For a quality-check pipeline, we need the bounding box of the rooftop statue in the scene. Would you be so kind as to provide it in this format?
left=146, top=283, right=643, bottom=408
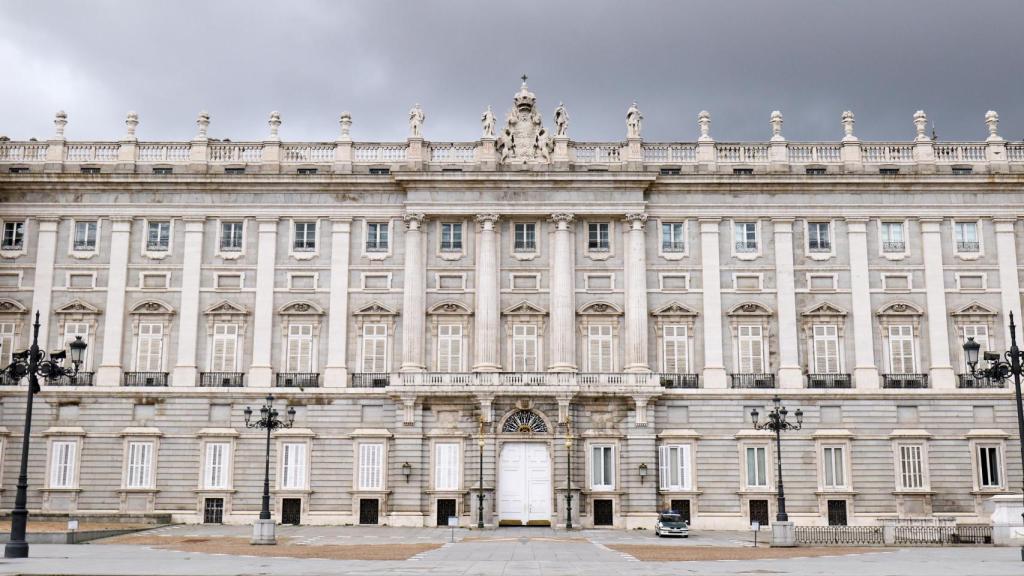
left=409, top=103, right=425, bottom=138
left=481, top=106, right=495, bottom=139
left=495, top=76, right=553, bottom=164
left=626, top=101, right=643, bottom=139
left=554, top=102, right=569, bottom=138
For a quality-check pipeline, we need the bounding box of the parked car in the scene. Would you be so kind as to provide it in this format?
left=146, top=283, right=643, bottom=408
left=654, top=512, right=689, bottom=537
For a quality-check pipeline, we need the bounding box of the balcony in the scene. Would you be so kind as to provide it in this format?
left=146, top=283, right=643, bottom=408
left=577, top=373, right=625, bottom=385
left=498, top=372, right=548, bottom=385
left=50, top=372, right=95, bottom=386
left=659, top=373, right=700, bottom=389
left=957, top=374, right=1004, bottom=389
left=882, top=373, right=929, bottom=389
left=200, top=372, right=245, bottom=387
left=123, top=372, right=169, bottom=386
left=730, top=373, right=776, bottom=388
left=276, top=372, right=320, bottom=388
left=351, top=372, right=390, bottom=387
left=882, top=241, right=906, bottom=253
left=0, top=372, right=22, bottom=386
left=956, top=241, right=980, bottom=253
left=806, top=373, right=852, bottom=389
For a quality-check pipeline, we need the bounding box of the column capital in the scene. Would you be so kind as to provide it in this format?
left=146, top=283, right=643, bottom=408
left=624, top=212, right=648, bottom=230
left=550, top=212, right=574, bottom=225
left=475, top=213, right=500, bottom=229
left=403, top=212, right=425, bottom=230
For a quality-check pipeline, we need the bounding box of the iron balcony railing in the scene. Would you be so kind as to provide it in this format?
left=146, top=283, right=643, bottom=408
left=730, top=373, right=776, bottom=388
left=276, top=372, right=320, bottom=388
left=661, top=241, right=686, bottom=253
left=808, top=241, right=832, bottom=252
left=200, top=372, right=245, bottom=387
left=0, top=372, right=22, bottom=385
left=806, top=373, right=852, bottom=389
left=351, top=372, right=390, bottom=387
left=123, top=372, right=169, bottom=386
left=659, top=373, right=700, bottom=389
left=365, top=241, right=388, bottom=252
left=882, top=241, right=906, bottom=253
left=440, top=241, right=462, bottom=252
left=514, top=241, right=537, bottom=252
left=735, top=241, right=758, bottom=253
left=957, top=373, right=1004, bottom=389
left=956, top=241, right=980, bottom=253
left=73, top=240, right=96, bottom=251
left=882, top=373, right=929, bottom=389
left=50, top=372, right=95, bottom=386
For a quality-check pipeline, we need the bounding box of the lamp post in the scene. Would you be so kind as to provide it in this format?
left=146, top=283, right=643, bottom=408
left=750, top=396, right=803, bottom=523
left=963, top=311, right=1024, bottom=562
left=477, top=418, right=485, bottom=529
left=1, top=311, right=86, bottom=559
left=244, top=394, right=295, bottom=545
left=565, top=417, right=574, bottom=530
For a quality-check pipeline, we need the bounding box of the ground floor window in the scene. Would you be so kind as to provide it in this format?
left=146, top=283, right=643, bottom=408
left=749, top=499, right=769, bottom=526
left=203, top=498, right=224, bottom=524
left=359, top=498, right=380, bottom=525
left=827, top=499, right=848, bottom=526
left=593, top=499, right=614, bottom=526
left=669, top=499, right=691, bottom=524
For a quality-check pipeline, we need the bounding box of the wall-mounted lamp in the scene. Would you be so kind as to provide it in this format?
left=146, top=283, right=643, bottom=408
left=402, top=462, right=412, bottom=483
left=639, top=463, right=648, bottom=484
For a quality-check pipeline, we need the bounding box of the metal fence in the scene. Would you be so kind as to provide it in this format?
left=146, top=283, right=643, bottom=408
left=795, top=524, right=992, bottom=546
left=893, top=524, right=992, bottom=545
left=795, top=526, right=884, bottom=546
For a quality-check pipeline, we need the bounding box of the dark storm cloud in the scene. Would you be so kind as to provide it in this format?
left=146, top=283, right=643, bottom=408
left=2, top=0, right=1022, bottom=142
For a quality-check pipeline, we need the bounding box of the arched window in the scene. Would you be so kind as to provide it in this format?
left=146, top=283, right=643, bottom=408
left=501, top=410, right=548, bottom=433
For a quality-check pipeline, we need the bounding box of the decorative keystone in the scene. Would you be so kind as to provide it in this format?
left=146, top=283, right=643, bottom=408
left=985, top=110, right=1002, bottom=142
left=196, top=111, right=210, bottom=140
left=841, top=111, right=857, bottom=142
left=268, top=111, right=282, bottom=140
left=697, top=110, right=712, bottom=141
left=125, top=111, right=139, bottom=140
left=54, top=110, right=67, bottom=139
left=913, top=110, right=929, bottom=141
left=770, top=110, right=784, bottom=142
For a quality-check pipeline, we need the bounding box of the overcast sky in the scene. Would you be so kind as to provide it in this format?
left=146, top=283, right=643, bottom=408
left=2, top=0, right=1022, bottom=143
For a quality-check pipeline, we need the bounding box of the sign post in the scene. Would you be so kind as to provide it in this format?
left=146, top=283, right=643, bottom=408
left=751, top=521, right=760, bottom=547
left=448, top=516, right=458, bottom=542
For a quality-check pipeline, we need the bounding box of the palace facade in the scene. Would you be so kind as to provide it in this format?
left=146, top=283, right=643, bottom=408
left=0, top=83, right=1022, bottom=529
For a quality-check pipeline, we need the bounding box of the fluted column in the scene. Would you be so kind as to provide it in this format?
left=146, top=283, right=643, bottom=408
left=30, top=218, right=59, bottom=350
left=846, top=218, right=879, bottom=389
left=323, top=218, right=352, bottom=387
left=995, top=218, right=1023, bottom=347
left=699, top=219, right=727, bottom=387
left=773, top=219, right=802, bottom=388
left=400, top=213, right=426, bottom=372
left=474, top=214, right=501, bottom=371
left=171, top=218, right=205, bottom=387
left=921, top=218, right=955, bottom=388
left=623, top=213, right=650, bottom=372
left=548, top=213, right=576, bottom=372
left=249, top=218, right=278, bottom=387
left=96, top=217, right=132, bottom=386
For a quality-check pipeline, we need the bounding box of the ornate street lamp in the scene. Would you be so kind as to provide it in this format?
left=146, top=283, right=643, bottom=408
left=1, top=311, right=86, bottom=559
left=244, top=395, right=295, bottom=545
left=963, top=311, right=1024, bottom=562
left=750, top=396, right=803, bottom=523
left=477, top=418, right=485, bottom=529
left=565, top=417, right=574, bottom=530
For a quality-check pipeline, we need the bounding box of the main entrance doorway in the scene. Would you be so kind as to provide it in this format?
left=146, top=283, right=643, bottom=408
left=498, top=442, right=552, bottom=526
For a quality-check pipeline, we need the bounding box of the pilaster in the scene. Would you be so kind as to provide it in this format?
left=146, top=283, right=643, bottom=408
left=699, top=218, right=727, bottom=387
left=994, top=218, right=1022, bottom=348
left=845, top=218, right=879, bottom=389
left=324, top=218, right=352, bottom=387
left=772, top=219, right=801, bottom=388
left=96, top=217, right=132, bottom=386
left=623, top=213, right=650, bottom=372
left=30, top=218, right=60, bottom=350
left=172, top=218, right=205, bottom=387
left=473, top=214, right=501, bottom=371
left=400, top=213, right=426, bottom=372
left=920, top=218, right=955, bottom=388
left=548, top=213, right=576, bottom=372
left=249, top=218, right=278, bottom=387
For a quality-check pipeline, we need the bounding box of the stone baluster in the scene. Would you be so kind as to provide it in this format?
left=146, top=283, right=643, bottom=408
left=249, top=218, right=278, bottom=387
left=549, top=213, right=577, bottom=371
left=994, top=218, right=1023, bottom=347
left=474, top=214, right=501, bottom=371
left=773, top=219, right=801, bottom=387
left=920, top=218, right=955, bottom=388
left=30, top=218, right=59, bottom=350
left=324, top=218, right=352, bottom=387
left=400, top=213, right=426, bottom=372
left=172, top=218, right=205, bottom=386
left=623, top=213, right=650, bottom=372
left=96, top=217, right=132, bottom=386
left=846, top=218, right=879, bottom=388
left=699, top=219, right=727, bottom=387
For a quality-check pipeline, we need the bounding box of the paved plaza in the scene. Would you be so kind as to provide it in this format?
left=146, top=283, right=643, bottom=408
left=0, top=525, right=1021, bottom=576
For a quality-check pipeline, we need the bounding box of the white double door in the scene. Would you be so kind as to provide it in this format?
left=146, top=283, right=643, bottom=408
left=498, top=442, right=552, bottom=525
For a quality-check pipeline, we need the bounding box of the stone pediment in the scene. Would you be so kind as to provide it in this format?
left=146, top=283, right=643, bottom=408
left=0, top=299, right=28, bottom=314
left=427, top=300, right=472, bottom=315
left=951, top=301, right=997, bottom=316
left=354, top=301, right=397, bottom=316
left=503, top=300, right=547, bottom=316
left=651, top=301, right=698, bottom=317
left=727, top=302, right=772, bottom=316
left=578, top=301, right=623, bottom=315
left=279, top=300, right=324, bottom=315
left=54, top=299, right=100, bottom=315
left=876, top=301, right=923, bottom=317
left=801, top=302, right=847, bottom=317
left=130, top=300, right=175, bottom=315
left=204, top=300, right=249, bottom=316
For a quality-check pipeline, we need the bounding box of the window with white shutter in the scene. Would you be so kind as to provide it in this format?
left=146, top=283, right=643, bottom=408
left=898, top=444, right=924, bottom=489
left=136, top=323, right=164, bottom=371
left=63, top=322, right=89, bottom=369
left=361, top=324, right=387, bottom=373
left=738, top=325, right=765, bottom=373
left=286, top=324, right=313, bottom=372
left=745, top=446, right=768, bottom=487
left=434, top=443, right=460, bottom=490
left=512, top=325, right=538, bottom=372
left=591, top=445, right=614, bottom=489
left=50, top=440, right=77, bottom=488
left=663, top=325, right=689, bottom=373
left=281, top=442, right=307, bottom=489
left=204, top=442, right=230, bottom=489
left=211, top=324, right=238, bottom=372
left=888, top=325, right=916, bottom=374
left=0, top=322, right=14, bottom=367
left=125, top=441, right=154, bottom=489
left=358, top=443, right=384, bottom=490
left=658, top=444, right=691, bottom=490
left=822, top=446, right=846, bottom=488
left=436, top=325, right=462, bottom=372
left=962, top=325, right=989, bottom=365
left=812, top=325, right=840, bottom=373
left=587, top=325, right=613, bottom=372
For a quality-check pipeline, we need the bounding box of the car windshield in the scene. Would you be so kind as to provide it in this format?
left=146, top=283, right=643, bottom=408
left=659, top=514, right=683, bottom=522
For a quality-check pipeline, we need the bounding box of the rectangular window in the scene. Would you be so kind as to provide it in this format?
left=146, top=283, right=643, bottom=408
left=204, top=442, right=230, bottom=490
left=881, top=222, right=905, bottom=252
left=136, top=323, right=164, bottom=371
left=512, top=325, right=538, bottom=372
left=146, top=221, right=171, bottom=251
left=745, top=446, right=768, bottom=487
left=0, top=322, right=14, bottom=367
left=737, top=325, right=765, bottom=373
left=220, top=221, right=244, bottom=251
left=662, top=222, right=685, bottom=252
left=807, top=222, right=831, bottom=252
left=588, top=223, right=610, bottom=251
left=812, top=325, right=840, bottom=374
left=898, top=444, right=924, bottom=489
left=286, top=324, right=313, bottom=372
left=735, top=222, right=757, bottom=252
left=73, top=221, right=98, bottom=251
left=281, top=442, right=307, bottom=489
left=823, top=446, right=846, bottom=488
left=978, top=446, right=1001, bottom=488
left=440, top=223, right=463, bottom=252
left=125, top=441, right=154, bottom=489
left=963, top=325, right=989, bottom=362
left=587, top=325, right=613, bottom=372
left=436, top=324, right=463, bottom=372
left=955, top=222, right=979, bottom=252
left=293, top=221, right=316, bottom=252
left=361, top=324, right=387, bottom=373
left=888, top=325, right=916, bottom=374
left=64, top=322, right=89, bottom=369
left=659, top=445, right=691, bottom=490
left=591, top=445, right=614, bottom=489
left=663, top=325, right=689, bottom=373
left=50, top=440, right=77, bottom=488
left=434, top=443, right=460, bottom=491
left=211, top=324, right=238, bottom=372
left=2, top=221, right=25, bottom=250
left=514, top=223, right=536, bottom=252
left=366, top=222, right=388, bottom=252
left=358, top=443, right=383, bottom=490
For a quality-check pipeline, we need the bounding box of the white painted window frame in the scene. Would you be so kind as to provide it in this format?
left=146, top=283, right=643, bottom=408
left=69, top=218, right=100, bottom=259
left=141, top=218, right=173, bottom=260
left=215, top=219, right=247, bottom=260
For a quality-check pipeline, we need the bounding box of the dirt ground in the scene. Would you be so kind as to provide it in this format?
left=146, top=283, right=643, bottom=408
left=0, top=521, right=155, bottom=533
left=98, top=534, right=441, bottom=560
left=608, top=544, right=889, bottom=561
